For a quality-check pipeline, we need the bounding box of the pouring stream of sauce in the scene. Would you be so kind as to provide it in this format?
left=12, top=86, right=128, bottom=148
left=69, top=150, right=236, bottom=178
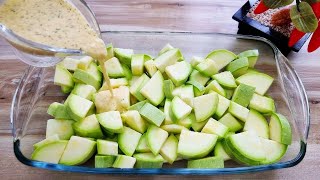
left=0, top=0, right=113, bottom=94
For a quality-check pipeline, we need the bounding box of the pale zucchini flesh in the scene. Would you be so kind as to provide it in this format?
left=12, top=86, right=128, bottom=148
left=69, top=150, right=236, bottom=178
left=205, top=80, right=226, bottom=97
left=32, top=140, right=68, bottom=164
left=118, top=126, right=142, bottom=156
left=73, top=66, right=101, bottom=90
left=214, top=94, right=231, bottom=119
left=114, top=48, right=134, bottom=66
left=195, top=58, right=219, bottom=76
left=205, top=49, right=237, bottom=71
left=121, top=110, right=148, bottom=134
left=66, top=94, right=93, bottom=121
left=97, top=111, right=124, bottom=133
left=47, top=102, right=71, bottom=120
left=46, top=119, right=74, bottom=140
left=154, top=48, right=182, bottom=72
left=231, top=83, right=255, bottom=107
left=187, top=156, right=224, bottom=168
left=160, top=124, right=188, bottom=134
left=189, top=69, right=210, bottom=86
left=212, top=71, right=237, bottom=89
left=178, top=130, right=218, bottom=159
left=213, top=141, right=231, bottom=161
left=165, top=61, right=192, bottom=86
left=71, top=84, right=96, bottom=100
left=59, top=56, right=80, bottom=71
left=95, top=155, right=116, bottom=168
left=163, top=79, right=175, bottom=99
left=269, top=113, right=292, bottom=145
left=193, top=93, right=219, bottom=122
left=159, top=43, right=174, bottom=55
left=201, top=118, right=229, bottom=139
left=97, top=139, right=118, bottom=156
left=178, top=114, right=193, bottom=129
left=139, top=102, right=165, bottom=127
left=172, top=85, right=194, bottom=100
left=160, top=134, right=179, bottom=164
left=226, top=57, right=249, bottom=77
left=136, top=133, right=151, bottom=153
left=190, top=56, right=204, bottom=67
left=238, top=49, right=259, bottom=68
left=218, top=113, right=243, bottom=132
left=105, top=43, right=115, bottom=61
left=77, top=56, right=93, bottom=70
left=228, top=101, right=249, bottom=122
left=61, top=85, right=73, bottom=94
left=131, top=54, right=146, bottom=76
left=100, top=78, right=129, bottom=91
left=140, top=71, right=165, bottom=106
left=128, top=100, right=147, bottom=111
left=236, top=71, right=274, bottom=95
left=54, top=65, right=74, bottom=88
left=186, top=80, right=205, bottom=97
left=260, top=138, right=287, bottom=164
left=133, top=153, right=164, bottom=168
left=171, top=96, right=192, bottom=120
left=33, top=134, right=60, bottom=150
left=249, top=93, right=275, bottom=114
left=72, top=114, right=104, bottom=139
left=164, top=99, right=174, bottom=125
left=103, top=57, right=125, bottom=78
left=243, top=110, right=269, bottom=139
left=129, top=74, right=150, bottom=101
left=59, top=136, right=96, bottom=165
left=146, top=125, right=169, bottom=155
left=113, top=155, right=136, bottom=168
left=144, top=60, right=158, bottom=77
left=226, top=132, right=266, bottom=165
left=191, top=115, right=209, bottom=132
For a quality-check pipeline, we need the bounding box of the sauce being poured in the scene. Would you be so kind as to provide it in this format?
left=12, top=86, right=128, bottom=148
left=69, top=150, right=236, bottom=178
left=0, top=0, right=112, bottom=94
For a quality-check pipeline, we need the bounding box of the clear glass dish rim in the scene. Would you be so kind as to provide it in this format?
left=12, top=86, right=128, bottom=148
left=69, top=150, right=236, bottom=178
left=10, top=31, right=310, bottom=175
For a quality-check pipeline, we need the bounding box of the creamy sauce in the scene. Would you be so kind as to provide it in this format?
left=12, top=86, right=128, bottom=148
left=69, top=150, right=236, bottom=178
left=0, top=0, right=112, bottom=94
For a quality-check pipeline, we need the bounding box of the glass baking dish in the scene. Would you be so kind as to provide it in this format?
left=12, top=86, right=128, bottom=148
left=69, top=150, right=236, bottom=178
left=11, top=31, right=310, bottom=175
